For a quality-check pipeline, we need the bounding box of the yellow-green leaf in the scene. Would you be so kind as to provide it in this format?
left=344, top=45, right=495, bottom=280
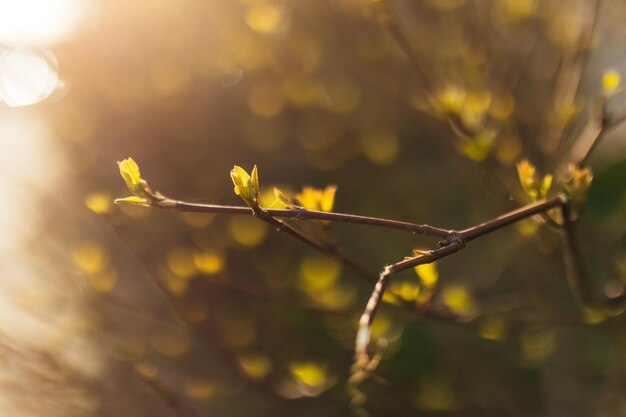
left=516, top=159, right=537, bottom=199
left=118, top=157, right=143, bottom=194
left=231, top=165, right=251, bottom=197
left=230, top=165, right=260, bottom=207
left=296, top=185, right=337, bottom=213
left=251, top=165, right=259, bottom=197
left=539, top=174, right=553, bottom=199
left=273, top=187, right=294, bottom=208
left=320, top=185, right=337, bottom=212
left=114, top=196, right=149, bottom=205
left=562, top=164, right=593, bottom=207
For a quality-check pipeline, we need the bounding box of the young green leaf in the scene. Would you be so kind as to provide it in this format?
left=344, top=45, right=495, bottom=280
left=230, top=165, right=260, bottom=208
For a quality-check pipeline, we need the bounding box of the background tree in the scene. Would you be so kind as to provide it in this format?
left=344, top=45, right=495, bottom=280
left=2, top=1, right=626, bottom=416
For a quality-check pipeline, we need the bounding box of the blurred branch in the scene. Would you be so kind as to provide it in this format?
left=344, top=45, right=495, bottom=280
left=560, top=203, right=594, bottom=305
left=539, top=0, right=601, bottom=155
left=567, top=98, right=626, bottom=166
left=560, top=204, right=626, bottom=309
left=133, top=366, right=202, bottom=417
left=382, top=0, right=431, bottom=90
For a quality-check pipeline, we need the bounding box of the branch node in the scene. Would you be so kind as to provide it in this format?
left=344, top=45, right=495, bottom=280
left=439, top=233, right=466, bottom=249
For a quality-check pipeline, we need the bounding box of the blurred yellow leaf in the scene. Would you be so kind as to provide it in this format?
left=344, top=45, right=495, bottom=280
left=361, top=131, right=399, bottom=166
left=442, top=285, right=473, bottom=316
left=289, top=362, right=328, bottom=387
left=84, top=192, right=112, bottom=214
left=299, top=254, right=341, bottom=292
left=296, top=185, right=337, bottom=213
left=479, top=317, right=507, bottom=341
left=414, top=261, right=438, bottom=289
left=272, top=187, right=295, bottom=208
left=603, top=69, right=621, bottom=95
left=388, top=280, right=421, bottom=302
left=583, top=306, right=607, bottom=325
left=185, top=379, right=216, bottom=400
left=89, top=268, right=118, bottom=293
left=562, top=164, right=593, bottom=207
left=521, top=331, right=554, bottom=365
left=413, top=376, right=457, bottom=411
left=229, top=216, right=268, bottom=247
left=134, top=362, right=158, bottom=380
left=516, top=159, right=552, bottom=200
left=193, top=250, right=224, bottom=275
left=238, top=353, right=272, bottom=380
left=245, top=3, right=285, bottom=34
left=457, top=130, right=496, bottom=162
left=167, top=248, right=197, bottom=279
left=72, top=242, right=108, bottom=274
left=151, top=330, right=191, bottom=357
left=180, top=212, right=215, bottom=228
left=432, top=85, right=465, bottom=115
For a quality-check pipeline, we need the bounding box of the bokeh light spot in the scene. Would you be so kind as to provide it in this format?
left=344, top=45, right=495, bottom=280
left=245, top=3, right=286, bottom=34
left=193, top=250, right=225, bottom=275
left=84, top=192, right=112, bottom=214
left=0, top=48, right=58, bottom=107
left=361, top=131, right=399, bottom=166
left=238, top=353, right=272, bottom=380
left=72, top=242, right=108, bottom=274
left=185, top=379, right=217, bottom=401
left=229, top=217, right=268, bottom=247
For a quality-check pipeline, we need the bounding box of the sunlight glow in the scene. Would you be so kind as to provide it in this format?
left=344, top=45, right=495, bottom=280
left=0, top=0, right=86, bottom=45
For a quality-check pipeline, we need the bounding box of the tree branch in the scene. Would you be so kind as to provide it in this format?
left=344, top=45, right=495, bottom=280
left=353, top=195, right=569, bottom=369
left=560, top=204, right=594, bottom=305
left=163, top=201, right=453, bottom=238
left=251, top=208, right=377, bottom=282
left=458, top=196, right=566, bottom=242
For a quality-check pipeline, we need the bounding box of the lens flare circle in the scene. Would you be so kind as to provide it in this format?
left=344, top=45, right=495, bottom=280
left=0, top=48, right=59, bottom=107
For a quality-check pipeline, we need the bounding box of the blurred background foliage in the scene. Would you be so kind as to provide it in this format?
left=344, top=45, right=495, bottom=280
left=2, top=0, right=626, bottom=416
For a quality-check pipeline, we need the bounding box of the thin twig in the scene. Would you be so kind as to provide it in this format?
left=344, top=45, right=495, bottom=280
left=539, top=0, right=601, bottom=155
left=458, top=196, right=566, bottom=242
left=252, top=208, right=377, bottom=282
left=163, top=201, right=453, bottom=238
left=382, top=0, right=431, bottom=91
left=133, top=365, right=202, bottom=417
left=354, top=195, right=570, bottom=368
left=559, top=204, right=626, bottom=310
left=355, top=241, right=464, bottom=365
left=575, top=110, right=626, bottom=166
left=560, top=204, right=594, bottom=305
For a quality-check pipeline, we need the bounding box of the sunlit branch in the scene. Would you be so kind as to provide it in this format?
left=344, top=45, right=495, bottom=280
left=353, top=196, right=569, bottom=370
left=458, top=196, right=566, bottom=242
left=158, top=200, right=453, bottom=238
left=354, top=241, right=464, bottom=366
